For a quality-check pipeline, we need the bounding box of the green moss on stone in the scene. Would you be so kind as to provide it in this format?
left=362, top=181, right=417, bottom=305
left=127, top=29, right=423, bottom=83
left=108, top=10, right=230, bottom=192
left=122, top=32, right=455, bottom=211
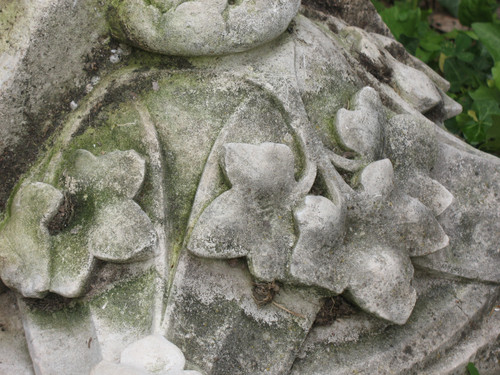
left=90, top=269, right=156, bottom=330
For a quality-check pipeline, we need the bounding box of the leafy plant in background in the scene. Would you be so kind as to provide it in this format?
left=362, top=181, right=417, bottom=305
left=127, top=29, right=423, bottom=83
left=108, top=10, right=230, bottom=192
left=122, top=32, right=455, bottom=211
left=466, top=361, right=481, bottom=375
left=371, top=0, right=500, bottom=155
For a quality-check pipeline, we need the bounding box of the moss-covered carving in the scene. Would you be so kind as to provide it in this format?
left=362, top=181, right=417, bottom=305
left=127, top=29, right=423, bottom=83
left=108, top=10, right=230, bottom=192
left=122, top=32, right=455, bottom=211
left=0, top=149, right=157, bottom=298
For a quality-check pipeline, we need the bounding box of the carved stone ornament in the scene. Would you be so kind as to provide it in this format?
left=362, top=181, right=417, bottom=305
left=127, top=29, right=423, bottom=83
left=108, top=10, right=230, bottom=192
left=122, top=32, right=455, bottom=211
left=0, top=1, right=499, bottom=374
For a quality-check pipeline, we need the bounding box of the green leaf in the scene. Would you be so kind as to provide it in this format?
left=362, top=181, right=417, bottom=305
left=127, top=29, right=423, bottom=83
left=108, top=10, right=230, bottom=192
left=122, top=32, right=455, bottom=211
left=459, top=0, right=496, bottom=26
left=419, top=32, right=445, bottom=52
left=492, top=62, right=500, bottom=91
left=457, top=51, right=475, bottom=62
left=469, top=85, right=500, bottom=102
left=400, top=34, right=420, bottom=55
left=455, top=32, right=474, bottom=52
left=438, top=0, right=460, bottom=18
left=380, top=6, right=418, bottom=39
left=482, top=114, right=500, bottom=155
left=444, top=58, right=482, bottom=92
left=466, top=362, right=480, bottom=375
left=472, top=23, right=500, bottom=62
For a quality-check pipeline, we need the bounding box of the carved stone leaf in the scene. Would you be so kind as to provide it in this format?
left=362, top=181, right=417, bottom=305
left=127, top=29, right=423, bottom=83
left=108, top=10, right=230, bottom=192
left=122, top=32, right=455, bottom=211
left=386, top=193, right=449, bottom=257
left=188, top=190, right=252, bottom=260
left=344, top=242, right=417, bottom=325
left=50, top=236, right=95, bottom=298
left=384, top=114, right=438, bottom=173
left=334, top=87, right=384, bottom=160
left=188, top=142, right=299, bottom=281
left=88, top=199, right=156, bottom=263
left=0, top=148, right=156, bottom=299
left=404, top=172, right=454, bottom=216
left=65, top=149, right=146, bottom=198
left=0, top=183, right=63, bottom=298
left=359, top=158, right=394, bottom=197
left=357, top=160, right=449, bottom=257
left=390, top=61, right=441, bottom=113
left=289, top=195, right=346, bottom=293
left=222, top=142, right=298, bottom=204
left=188, top=188, right=295, bottom=281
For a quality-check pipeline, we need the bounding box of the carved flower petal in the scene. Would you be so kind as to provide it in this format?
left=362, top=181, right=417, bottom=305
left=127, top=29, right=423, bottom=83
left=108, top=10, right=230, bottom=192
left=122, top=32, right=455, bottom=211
left=120, top=334, right=186, bottom=374
left=404, top=173, right=454, bottom=216
left=359, top=159, right=394, bottom=197
left=222, top=143, right=297, bottom=204
left=189, top=189, right=295, bottom=281
left=289, top=195, right=346, bottom=293
left=386, top=193, right=449, bottom=257
left=66, top=149, right=146, bottom=198
left=384, top=114, right=437, bottom=173
left=88, top=199, right=157, bottom=262
left=188, top=191, right=252, bottom=259
left=390, top=60, right=441, bottom=113
left=345, top=242, right=417, bottom=325
left=334, top=87, right=384, bottom=160
left=0, top=183, right=63, bottom=298
left=340, top=27, right=386, bottom=71
left=50, top=235, right=95, bottom=298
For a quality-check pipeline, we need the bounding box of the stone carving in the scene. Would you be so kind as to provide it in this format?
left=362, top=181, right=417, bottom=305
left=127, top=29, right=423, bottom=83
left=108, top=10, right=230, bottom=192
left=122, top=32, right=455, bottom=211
left=188, top=137, right=449, bottom=324
left=106, top=0, right=301, bottom=56
left=91, top=335, right=202, bottom=375
left=0, top=1, right=499, bottom=375
left=0, top=149, right=156, bottom=298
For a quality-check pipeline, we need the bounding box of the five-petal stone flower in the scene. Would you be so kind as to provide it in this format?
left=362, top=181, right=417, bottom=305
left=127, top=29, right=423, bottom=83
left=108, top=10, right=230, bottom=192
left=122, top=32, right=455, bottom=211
left=0, top=149, right=157, bottom=298
left=188, top=140, right=450, bottom=325
left=189, top=142, right=298, bottom=281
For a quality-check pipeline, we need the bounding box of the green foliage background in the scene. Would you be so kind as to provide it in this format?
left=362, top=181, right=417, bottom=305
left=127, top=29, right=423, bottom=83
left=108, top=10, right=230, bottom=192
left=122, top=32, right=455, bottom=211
left=372, top=0, right=500, bottom=156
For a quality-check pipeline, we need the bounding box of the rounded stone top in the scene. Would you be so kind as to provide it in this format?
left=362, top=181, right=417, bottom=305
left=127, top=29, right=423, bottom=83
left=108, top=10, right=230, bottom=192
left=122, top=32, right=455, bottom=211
left=107, top=0, right=301, bottom=56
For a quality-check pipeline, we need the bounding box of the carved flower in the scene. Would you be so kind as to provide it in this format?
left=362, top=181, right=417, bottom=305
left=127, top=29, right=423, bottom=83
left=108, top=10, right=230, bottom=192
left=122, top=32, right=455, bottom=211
left=0, top=149, right=156, bottom=298
left=188, top=138, right=450, bottom=325
left=189, top=142, right=300, bottom=281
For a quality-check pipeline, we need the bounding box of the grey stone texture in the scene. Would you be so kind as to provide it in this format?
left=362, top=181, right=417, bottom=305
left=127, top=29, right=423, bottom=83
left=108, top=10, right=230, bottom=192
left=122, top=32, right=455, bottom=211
left=91, top=334, right=202, bottom=375
left=0, top=0, right=109, bottom=212
left=0, top=0, right=499, bottom=374
left=107, top=0, right=301, bottom=56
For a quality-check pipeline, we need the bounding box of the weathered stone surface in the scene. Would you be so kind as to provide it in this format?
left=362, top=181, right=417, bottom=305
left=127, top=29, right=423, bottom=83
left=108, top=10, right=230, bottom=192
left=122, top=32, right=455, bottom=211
left=91, top=361, right=149, bottom=375
left=0, top=183, right=63, bottom=298
left=18, top=299, right=101, bottom=375
left=0, top=1, right=499, bottom=374
left=0, top=292, right=33, bottom=375
left=302, top=0, right=392, bottom=35
left=120, top=334, right=186, bottom=374
left=163, top=254, right=321, bottom=375
left=413, top=142, right=500, bottom=283
left=107, top=0, right=301, bottom=56
left=334, top=87, right=384, bottom=160
left=66, top=149, right=146, bottom=199
left=290, top=274, right=500, bottom=375
left=91, top=334, right=202, bottom=375
left=0, top=0, right=109, bottom=212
